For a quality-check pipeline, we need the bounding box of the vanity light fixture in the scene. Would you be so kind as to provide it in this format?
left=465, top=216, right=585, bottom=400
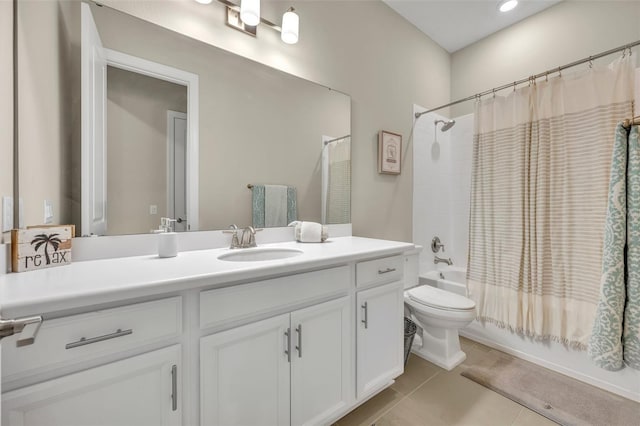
left=280, top=7, right=299, bottom=44
left=240, top=0, right=260, bottom=26
left=194, top=0, right=213, bottom=4
left=498, top=0, right=518, bottom=12
left=207, top=0, right=299, bottom=44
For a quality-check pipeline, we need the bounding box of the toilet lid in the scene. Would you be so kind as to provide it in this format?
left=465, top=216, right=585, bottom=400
left=408, top=285, right=476, bottom=311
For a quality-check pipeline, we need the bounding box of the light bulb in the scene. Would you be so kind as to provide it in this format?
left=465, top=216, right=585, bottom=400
left=498, top=0, right=518, bottom=12
left=240, top=0, right=260, bottom=26
left=194, top=0, right=213, bottom=4
left=281, top=8, right=299, bottom=44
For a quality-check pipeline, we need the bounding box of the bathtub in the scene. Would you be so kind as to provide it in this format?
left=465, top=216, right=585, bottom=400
left=419, top=267, right=468, bottom=297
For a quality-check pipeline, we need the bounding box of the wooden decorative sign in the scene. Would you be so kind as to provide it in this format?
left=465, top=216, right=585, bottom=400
left=11, top=225, right=74, bottom=273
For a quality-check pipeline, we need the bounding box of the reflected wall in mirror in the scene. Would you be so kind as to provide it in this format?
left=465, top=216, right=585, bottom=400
left=18, top=0, right=351, bottom=237
left=106, top=66, right=188, bottom=235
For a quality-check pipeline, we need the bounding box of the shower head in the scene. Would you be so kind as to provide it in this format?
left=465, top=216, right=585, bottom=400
left=435, top=119, right=456, bottom=132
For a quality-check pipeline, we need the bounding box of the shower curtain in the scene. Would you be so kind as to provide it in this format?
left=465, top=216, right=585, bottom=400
left=324, top=137, right=351, bottom=224
left=467, top=56, right=635, bottom=348
left=589, top=124, right=640, bottom=370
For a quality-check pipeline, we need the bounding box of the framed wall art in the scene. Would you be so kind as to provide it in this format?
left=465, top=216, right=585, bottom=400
left=378, top=130, right=402, bottom=174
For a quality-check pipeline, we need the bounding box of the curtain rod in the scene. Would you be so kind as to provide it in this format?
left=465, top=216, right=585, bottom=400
left=323, top=134, right=351, bottom=145
left=415, top=39, right=640, bottom=119
left=623, top=116, right=640, bottom=128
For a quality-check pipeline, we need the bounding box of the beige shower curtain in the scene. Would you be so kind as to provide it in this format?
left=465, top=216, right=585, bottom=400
left=467, top=57, right=635, bottom=348
left=325, top=137, right=351, bottom=224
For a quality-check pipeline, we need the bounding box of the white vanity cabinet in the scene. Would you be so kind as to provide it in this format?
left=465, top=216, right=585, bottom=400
left=289, top=297, right=351, bottom=425
left=0, top=237, right=415, bottom=426
left=1, top=297, right=183, bottom=426
left=355, top=256, right=405, bottom=399
left=2, top=345, right=182, bottom=426
left=200, top=313, right=291, bottom=426
left=199, top=267, right=352, bottom=426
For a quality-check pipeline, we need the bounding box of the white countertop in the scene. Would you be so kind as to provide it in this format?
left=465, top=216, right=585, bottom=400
left=0, top=237, right=414, bottom=318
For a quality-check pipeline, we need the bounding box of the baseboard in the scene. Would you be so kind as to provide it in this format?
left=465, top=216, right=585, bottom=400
left=460, top=325, right=640, bottom=402
left=326, top=380, right=395, bottom=424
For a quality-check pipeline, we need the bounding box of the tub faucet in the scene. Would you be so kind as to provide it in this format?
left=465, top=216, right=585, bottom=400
left=434, top=255, right=453, bottom=266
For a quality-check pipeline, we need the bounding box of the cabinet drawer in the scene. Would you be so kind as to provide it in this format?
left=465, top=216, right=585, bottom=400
left=2, top=297, right=182, bottom=382
left=200, top=266, right=349, bottom=329
left=356, top=255, right=403, bottom=288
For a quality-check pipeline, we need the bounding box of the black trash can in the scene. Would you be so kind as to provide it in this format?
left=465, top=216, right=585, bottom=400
left=403, top=317, right=417, bottom=367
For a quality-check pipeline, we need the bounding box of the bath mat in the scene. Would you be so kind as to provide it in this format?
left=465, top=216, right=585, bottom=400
left=461, top=350, right=640, bottom=426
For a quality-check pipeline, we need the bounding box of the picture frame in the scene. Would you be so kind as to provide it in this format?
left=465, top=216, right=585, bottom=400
left=378, top=130, right=402, bottom=174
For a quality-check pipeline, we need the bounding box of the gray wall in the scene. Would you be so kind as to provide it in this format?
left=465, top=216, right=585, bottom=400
left=451, top=1, right=640, bottom=117
left=1, top=1, right=13, bottom=242
left=17, top=0, right=79, bottom=233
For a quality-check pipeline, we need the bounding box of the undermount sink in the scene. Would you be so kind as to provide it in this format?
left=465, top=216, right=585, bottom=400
left=217, top=247, right=304, bottom=262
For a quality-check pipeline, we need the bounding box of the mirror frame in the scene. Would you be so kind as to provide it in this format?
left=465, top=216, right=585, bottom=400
left=12, top=0, right=18, bottom=231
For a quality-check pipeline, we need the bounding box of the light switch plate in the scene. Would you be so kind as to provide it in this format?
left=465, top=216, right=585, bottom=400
left=44, top=200, right=54, bottom=224
left=150, top=204, right=158, bottom=215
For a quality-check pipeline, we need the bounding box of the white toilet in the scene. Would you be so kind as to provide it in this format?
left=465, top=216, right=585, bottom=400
left=404, top=283, right=476, bottom=371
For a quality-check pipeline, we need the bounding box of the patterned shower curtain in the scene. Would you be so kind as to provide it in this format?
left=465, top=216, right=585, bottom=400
left=467, top=56, right=635, bottom=348
left=589, top=124, right=640, bottom=370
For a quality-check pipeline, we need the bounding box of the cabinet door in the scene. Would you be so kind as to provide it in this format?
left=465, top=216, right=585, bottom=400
left=356, top=281, right=404, bottom=399
left=1, top=345, right=181, bottom=426
left=200, top=314, right=290, bottom=426
left=290, top=297, right=351, bottom=426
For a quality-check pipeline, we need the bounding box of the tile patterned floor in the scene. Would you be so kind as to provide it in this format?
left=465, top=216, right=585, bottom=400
left=335, top=338, right=558, bottom=426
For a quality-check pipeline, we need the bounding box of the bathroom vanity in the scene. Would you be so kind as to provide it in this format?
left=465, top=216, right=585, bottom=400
left=0, top=236, right=415, bottom=425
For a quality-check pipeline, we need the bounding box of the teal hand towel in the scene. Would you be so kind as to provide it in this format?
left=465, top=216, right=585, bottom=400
left=251, top=185, right=265, bottom=228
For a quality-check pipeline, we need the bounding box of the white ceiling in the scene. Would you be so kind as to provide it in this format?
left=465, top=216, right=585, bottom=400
left=382, top=0, right=562, bottom=53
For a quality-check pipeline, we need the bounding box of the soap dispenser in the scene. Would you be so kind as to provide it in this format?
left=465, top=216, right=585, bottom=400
left=157, top=217, right=178, bottom=258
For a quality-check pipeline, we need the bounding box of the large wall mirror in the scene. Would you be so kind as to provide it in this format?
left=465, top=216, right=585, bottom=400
left=18, top=0, right=351, bottom=237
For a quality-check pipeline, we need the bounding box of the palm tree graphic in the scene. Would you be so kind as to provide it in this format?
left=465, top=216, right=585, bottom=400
left=31, top=233, right=62, bottom=265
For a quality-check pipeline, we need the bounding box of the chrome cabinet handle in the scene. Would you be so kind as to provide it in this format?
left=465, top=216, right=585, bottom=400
left=284, top=328, right=291, bottom=362
left=361, top=302, right=368, bottom=329
left=295, top=324, right=302, bottom=358
left=65, top=328, right=133, bottom=349
left=378, top=267, right=396, bottom=275
left=171, top=364, right=178, bottom=411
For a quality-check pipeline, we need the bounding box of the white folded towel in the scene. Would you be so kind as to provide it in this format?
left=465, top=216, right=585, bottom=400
left=265, top=185, right=288, bottom=227
left=288, top=221, right=328, bottom=243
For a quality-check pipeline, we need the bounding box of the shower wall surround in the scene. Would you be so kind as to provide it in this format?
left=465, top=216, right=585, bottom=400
left=412, top=106, right=473, bottom=274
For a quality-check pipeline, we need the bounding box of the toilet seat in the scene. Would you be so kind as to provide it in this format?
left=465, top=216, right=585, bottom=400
left=407, top=285, right=475, bottom=312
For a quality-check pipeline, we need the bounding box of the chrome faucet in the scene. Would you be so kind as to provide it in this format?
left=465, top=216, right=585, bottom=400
left=434, top=255, right=453, bottom=266
left=223, top=224, right=263, bottom=249
left=223, top=224, right=241, bottom=249
left=240, top=226, right=258, bottom=248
